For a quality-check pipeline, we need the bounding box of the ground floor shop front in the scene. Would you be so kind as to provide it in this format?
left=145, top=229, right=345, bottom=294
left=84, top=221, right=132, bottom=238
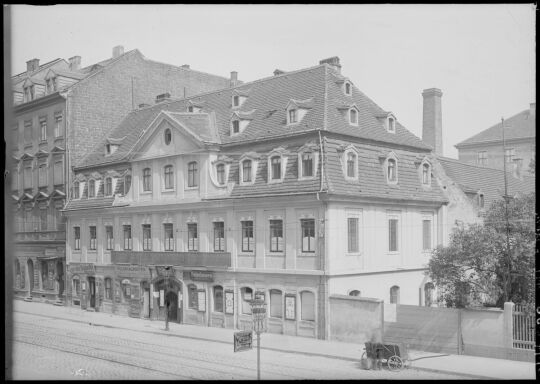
left=66, top=263, right=326, bottom=339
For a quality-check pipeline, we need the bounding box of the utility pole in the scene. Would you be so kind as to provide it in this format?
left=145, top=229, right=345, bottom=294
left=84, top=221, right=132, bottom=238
left=250, top=294, right=267, bottom=380
left=501, top=117, right=512, bottom=303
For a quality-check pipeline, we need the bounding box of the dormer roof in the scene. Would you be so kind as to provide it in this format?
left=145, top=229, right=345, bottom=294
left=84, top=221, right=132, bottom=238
left=286, top=98, right=314, bottom=110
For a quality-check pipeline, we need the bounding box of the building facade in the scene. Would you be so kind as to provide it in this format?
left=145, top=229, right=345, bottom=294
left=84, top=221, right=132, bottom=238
left=63, top=57, right=448, bottom=339
left=9, top=46, right=232, bottom=304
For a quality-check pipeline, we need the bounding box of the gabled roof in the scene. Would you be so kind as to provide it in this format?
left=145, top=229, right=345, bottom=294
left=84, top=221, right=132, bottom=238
left=437, top=156, right=535, bottom=207
left=455, top=107, right=535, bottom=147
left=46, top=68, right=87, bottom=80
left=164, top=111, right=220, bottom=144
left=22, top=77, right=46, bottom=87
left=11, top=58, right=67, bottom=84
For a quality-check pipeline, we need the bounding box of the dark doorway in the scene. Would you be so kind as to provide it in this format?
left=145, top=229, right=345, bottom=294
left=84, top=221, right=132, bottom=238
left=27, top=259, right=34, bottom=295
left=56, top=260, right=64, bottom=296
left=166, top=291, right=178, bottom=322
left=88, top=277, right=96, bottom=308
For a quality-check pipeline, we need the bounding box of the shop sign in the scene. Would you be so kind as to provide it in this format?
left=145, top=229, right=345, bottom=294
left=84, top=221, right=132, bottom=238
left=69, top=263, right=95, bottom=274
left=225, top=290, right=234, bottom=314
left=114, top=265, right=150, bottom=278
left=197, top=289, right=206, bottom=312
left=189, top=271, right=214, bottom=282
left=234, top=331, right=253, bottom=352
left=285, top=295, right=296, bottom=320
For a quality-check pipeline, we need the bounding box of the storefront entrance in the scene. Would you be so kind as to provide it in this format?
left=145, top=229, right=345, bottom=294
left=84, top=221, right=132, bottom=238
left=88, top=277, right=96, bottom=308
left=166, top=291, right=178, bottom=322
left=27, top=259, right=34, bottom=295
left=152, top=277, right=183, bottom=324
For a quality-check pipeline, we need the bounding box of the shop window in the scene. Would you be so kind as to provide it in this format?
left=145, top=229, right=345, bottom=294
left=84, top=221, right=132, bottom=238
left=187, top=223, right=198, bottom=251
left=301, top=219, right=315, bottom=253
left=390, top=285, right=400, bottom=304
left=188, top=284, right=198, bottom=309
left=105, top=278, right=112, bottom=300
left=213, top=285, right=224, bottom=313
left=269, top=219, right=283, bottom=252
left=241, top=220, right=254, bottom=252
left=123, top=225, right=132, bottom=250
left=241, top=287, right=253, bottom=314
left=213, top=221, right=225, bottom=252
left=122, top=282, right=131, bottom=301
left=270, top=289, right=283, bottom=318
left=300, top=291, right=315, bottom=321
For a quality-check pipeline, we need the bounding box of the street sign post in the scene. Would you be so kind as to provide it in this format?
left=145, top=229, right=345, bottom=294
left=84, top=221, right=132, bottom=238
left=234, top=331, right=253, bottom=352
left=250, top=294, right=267, bottom=380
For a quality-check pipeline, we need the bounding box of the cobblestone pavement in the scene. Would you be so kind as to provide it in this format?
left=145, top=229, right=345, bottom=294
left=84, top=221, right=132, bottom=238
left=11, top=311, right=467, bottom=380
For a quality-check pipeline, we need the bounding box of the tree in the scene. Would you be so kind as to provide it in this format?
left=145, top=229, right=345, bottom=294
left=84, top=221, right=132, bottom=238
left=426, top=192, right=536, bottom=310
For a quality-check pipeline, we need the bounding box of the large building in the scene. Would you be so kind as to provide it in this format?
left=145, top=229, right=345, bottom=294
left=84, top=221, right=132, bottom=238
left=454, top=103, right=536, bottom=174
left=62, top=57, right=449, bottom=339
left=9, top=46, right=232, bottom=305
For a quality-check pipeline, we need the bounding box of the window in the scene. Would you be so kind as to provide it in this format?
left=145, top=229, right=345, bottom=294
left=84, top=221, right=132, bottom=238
left=164, top=128, right=172, bottom=145
left=54, top=113, right=63, bottom=137
left=105, top=278, right=112, bottom=300
left=142, top=168, right=152, bottom=191
left=232, top=120, right=240, bottom=134
left=53, top=160, right=63, bottom=185
left=216, top=164, right=226, bottom=185
left=123, top=225, right=132, bottom=250
left=213, top=285, right=224, bottom=312
left=242, top=160, right=252, bottom=182
left=73, top=277, right=81, bottom=297
left=389, top=218, right=398, bottom=252
left=504, top=148, right=515, bottom=163
left=388, top=117, right=396, bottom=132
left=241, top=221, right=254, bottom=252
left=23, top=166, right=32, bottom=189
left=422, top=219, right=431, bottom=251
left=289, top=109, right=297, bottom=124
left=24, top=121, right=32, bottom=142
left=74, top=227, right=81, bottom=250
left=87, top=179, right=95, bottom=198
left=270, top=289, right=283, bottom=318
left=478, top=193, right=485, bottom=209
left=233, top=95, right=240, bottom=107
left=164, top=165, right=174, bottom=189
left=188, top=106, right=194, bottom=113
left=301, top=219, right=315, bottom=253
left=105, top=177, right=113, bottom=196
left=213, top=222, right=225, bottom=252
left=271, top=156, right=281, bottom=180
left=390, top=286, right=400, bottom=304
left=124, top=175, right=131, bottom=195
left=164, top=223, right=174, bottom=251
left=73, top=182, right=80, bottom=199
left=241, top=287, right=253, bottom=314
left=38, top=164, right=47, bottom=186
left=142, top=224, right=152, bottom=251
left=188, top=223, right=198, bottom=251
left=106, top=225, right=114, bottom=250
left=349, top=109, right=358, bottom=125
left=188, top=162, right=198, bottom=187
left=269, top=219, right=283, bottom=252
left=301, top=153, right=313, bottom=177
left=387, top=158, right=397, bottom=182
left=424, top=282, right=435, bottom=307
left=348, top=217, right=359, bottom=253
left=300, top=291, right=315, bottom=321
left=477, top=151, right=488, bottom=166
left=40, top=119, right=47, bottom=142
left=349, top=290, right=361, bottom=297
left=89, top=226, right=97, bottom=250
left=422, top=163, right=430, bottom=185
left=347, top=152, right=356, bottom=178
left=40, top=209, right=48, bottom=231
left=188, top=284, right=198, bottom=309
left=345, top=82, right=351, bottom=95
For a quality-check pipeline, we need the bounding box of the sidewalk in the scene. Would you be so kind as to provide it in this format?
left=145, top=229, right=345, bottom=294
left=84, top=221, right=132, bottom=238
left=11, top=300, right=535, bottom=380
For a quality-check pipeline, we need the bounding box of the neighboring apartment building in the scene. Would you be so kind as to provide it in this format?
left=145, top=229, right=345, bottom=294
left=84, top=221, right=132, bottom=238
left=454, top=103, right=536, bottom=174
left=62, top=57, right=449, bottom=339
left=9, top=46, right=232, bottom=305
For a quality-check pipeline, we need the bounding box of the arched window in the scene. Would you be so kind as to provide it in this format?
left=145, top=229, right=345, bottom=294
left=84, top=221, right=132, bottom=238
left=188, top=162, right=198, bottom=187
left=390, top=285, right=400, bottom=304
left=88, top=179, right=95, bottom=198
left=105, top=278, right=112, bottom=300
left=300, top=291, right=315, bottom=321
left=387, top=159, right=397, bottom=182
left=188, top=284, right=198, bottom=309
left=164, top=165, right=174, bottom=189
left=164, top=128, right=172, bottom=145
left=347, top=152, right=356, bottom=178
left=216, top=164, right=226, bottom=185
left=142, top=168, right=152, bottom=191
left=349, top=290, right=361, bottom=297
left=73, top=181, right=80, bottom=199
left=242, top=160, right=252, bottom=183
left=422, top=163, right=430, bottom=185
left=270, top=289, right=283, bottom=318
left=345, top=82, right=351, bottom=95
left=271, top=156, right=281, bottom=180
left=105, top=177, right=113, bottom=196
left=349, top=109, right=358, bottom=125
left=241, top=287, right=253, bottom=314
left=424, top=282, right=435, bottom=307
left=213, top=285, right=224, bottom=312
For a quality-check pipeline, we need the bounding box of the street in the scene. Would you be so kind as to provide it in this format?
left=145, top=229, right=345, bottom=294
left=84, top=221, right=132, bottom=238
left=9, top=306, right=466, bottom=380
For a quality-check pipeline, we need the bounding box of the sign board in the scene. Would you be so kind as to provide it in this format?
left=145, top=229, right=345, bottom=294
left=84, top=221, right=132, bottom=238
left=197, top=290, right=206, bottom=312
left=156, top=266, right=174, bottom=277
left=234, top=331, right=253, bottom=352
left=225, top=290, right=234, bottom=314
left=285, top=295, right=296, bottom=320
left=190, top=271, right=214, bottom=282
left=69, top=263, right=95, bottom=274
left=114, top=264, right=150, bottom=278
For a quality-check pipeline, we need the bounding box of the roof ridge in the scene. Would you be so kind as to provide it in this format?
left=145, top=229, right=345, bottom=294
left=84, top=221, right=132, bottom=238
left=11, top=58, right=65, bottom=80
left=143, top=57, right=231, bottom=82
left=438, top=156, right=534, bottom=178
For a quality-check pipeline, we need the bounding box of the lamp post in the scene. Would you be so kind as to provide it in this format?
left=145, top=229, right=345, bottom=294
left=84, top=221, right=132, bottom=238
left=250, top=294, right=267, bottom=380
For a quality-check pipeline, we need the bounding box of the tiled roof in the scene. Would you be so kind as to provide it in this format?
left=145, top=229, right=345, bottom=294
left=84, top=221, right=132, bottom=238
left=455, top=108, right=535, bottom=147
left=164, top=112, right=220, bottom=144
left=437, top=156, right=535, bottom=207
left=64, top=197, right=115, bottom=211
left=50, top=69, right=88, bottom=80
left=78, top=63, right=431, bottom=169
left=11, top=58, right=66, bottom=83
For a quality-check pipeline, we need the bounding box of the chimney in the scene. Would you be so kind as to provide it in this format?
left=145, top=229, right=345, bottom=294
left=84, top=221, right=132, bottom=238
left=422, top=88, right=443, bottom=156
left=26, top=58, right=40, bottom=74
left=138, top=103, right=150, bottom=109
left=319, top=56, right=341, bottom=73
left=155, top=92, right=171, bottom=103
left=112, top=45, right=124, bottom=59
left=273, top=69, right=285, bottom=76
left=69, top=56, right=81, bottom=71
left=512, top=158, right=523, bottom=180
left=230, top=71, right=238, bottom=87
left=530, top=103, right=536, bottom=117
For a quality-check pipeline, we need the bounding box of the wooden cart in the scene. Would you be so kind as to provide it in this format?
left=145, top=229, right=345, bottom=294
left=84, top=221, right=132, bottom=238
left=362, top=342, right=408, bottom=371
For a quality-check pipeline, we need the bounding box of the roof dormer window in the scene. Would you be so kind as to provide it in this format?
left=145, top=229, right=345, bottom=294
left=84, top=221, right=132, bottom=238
left=231, top=90, right=249, bottom=109
left=345, top=81, right=352, bottom=96
left=242, top=159, right=252, bottom=183
left=230, top=111, right=255, bottom=136
left=298, top=143, right=320, bottom=180
left=339, top=145, right=359, bottom=181
left=388, top=116, right=396, bottom=133
left=105, top=143, right=118, bottom=156
left=216, top=164, right=226, bottom=186
left=271, top=156, right=281, bottom=180
left=289, top=109, right=298, bottom=124
left=267, top=147, right=289, bottom=184
left=239, top=152, right=260, bottom=185
left=232, top=120, right=240, bottom=134
left=387, top=158, right=398, bottom=184
left=422, top=163, right=430, bottom=185
left=349, top=108, right=358, bottom=126
left=188, top=106, right=194, bottom=113
left=233, top=95, right=240, bottom=108
left=88, top=179, right=96, bottom=198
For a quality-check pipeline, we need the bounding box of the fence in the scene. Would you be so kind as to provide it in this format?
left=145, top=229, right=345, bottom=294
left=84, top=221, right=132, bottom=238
left=512, top=304, right=535, bottom=350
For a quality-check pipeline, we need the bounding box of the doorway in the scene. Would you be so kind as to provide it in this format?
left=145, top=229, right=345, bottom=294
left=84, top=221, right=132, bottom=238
left=27, top=259, right=34, bottom=295
left=88, top=277, right=96, bottom=308
left=56, top=260, right=64, bottom=296
left=142, top=281, right=151, bottom=319
left=166, top=291, right=178, bottom=322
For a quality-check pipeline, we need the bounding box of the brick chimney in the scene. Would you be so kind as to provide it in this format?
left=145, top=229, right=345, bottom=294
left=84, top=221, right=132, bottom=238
left=230, top=71, right=238, bottom=87
left=155, top=92, right=171, bottom=103
left=69, top=56, right=81, bottom=71
left=422, top=88, right=443, bottom=156
left=512, top=158, right=523, bottom=180
left=112, top=45, right=124, bottom=59
left=319, top=56, right=341, bottom=73
left=530, top=102, right=536, bottom=117
left=26, top=58, right=40, bottom=74
left=273, top=69, right=285, bottom=76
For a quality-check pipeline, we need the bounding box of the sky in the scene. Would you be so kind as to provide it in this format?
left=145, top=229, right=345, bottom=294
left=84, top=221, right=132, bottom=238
left=7, top=4, right=536, bottom=159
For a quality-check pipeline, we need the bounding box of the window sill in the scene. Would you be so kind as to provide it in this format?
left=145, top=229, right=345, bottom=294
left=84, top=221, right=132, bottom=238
left=161, top=188, right=176, bottom=193
left=344, top=176, right=358, bottom=182
left=298, top=176, right=316, bottom=181
left=185, top=186, right=199, bottom=190
left=386, top=251, right=400, bottom=255
left=298, top=252, right=316, bottom=257
left=238, top=252, right=255, bottom=256
left=346, top=252, right=362, bottom=257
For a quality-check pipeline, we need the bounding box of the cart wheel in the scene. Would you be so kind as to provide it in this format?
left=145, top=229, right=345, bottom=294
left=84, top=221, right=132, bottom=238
left=387, top=355, right=403, bottom=371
